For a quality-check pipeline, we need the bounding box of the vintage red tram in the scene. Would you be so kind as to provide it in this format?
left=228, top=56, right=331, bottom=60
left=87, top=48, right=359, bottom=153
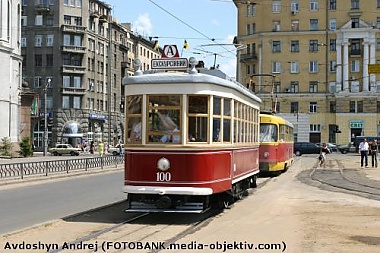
left=259, top=113, right=294, bottom=175
left=122, top=58, right=261, bottom=213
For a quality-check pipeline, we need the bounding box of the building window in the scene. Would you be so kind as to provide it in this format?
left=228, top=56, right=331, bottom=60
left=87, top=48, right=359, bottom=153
left=378, top=0, right=380, bottom=8
left=330, top=39, right=336, bottom=51
left=272, top=1, right=281, bottom=13
left=290, top=61, right=299, bottom=73
left=73, top=97, right=81, bottom=109
left=21, top=37, right=27, bottom=47
left=329, top=19, right=336, bottom=30
left=330, top=61, right=337, bottom=72
left=357, top=101, right=363, bottom=113
left=290, top=101, right=299, bottom=113
left=35, top=15, right=43, bottom=26
left=35, top=55, right=42, bottom=67
left=247, top=4, right=256, bottom=16
left=351, top=60, right=360, bottom=72
left=35, top=35, right=42, bottom=47
left=63, top=34, right=70, bottom=46
left=351, top=39, right=361, bottom=55
left=291, top=20, right=299, bottom=31
left=377, top=39, right=380, bottom=50
left=274, top=81, right=281, bottom=93
left=310, top=19, right=319, bottom=30
left=351, top=18, right=360, bottom=28
left=309, top=40, right=319, bottom=52
left=46, top=35, right=54, bottom=46
left=291, top=40, right=299, bottom=52
left=272, top=41, right=281, bottom=52
left=309, top=81, right=318, bottom=93
left=21, top=16, right=27, bottom=26
left=310, top=124, right=321, bottom=132
left=330, top=101, right=336, bottom=113
left=330, top=0, right=337, bottom=10
left=34, top=76, right=42, bottom=88
left=272, top=61, right=281, bottom=73
left=351, top=0, right=359, bottom=9
left=246, top=24, right=251, bottom=35
left=64, top=15, right=71, bottom=25
left=309, top=102, right=317, bottom=113
left=291, top=0, right=299, bottom=13
left=62, top=96, right=70, bottom=109
left=273, top=21, right=280, bottom=32
left=309, top=61, right=319, bottom=73
left=377, top=101, right=380, bottom=113
left=46, top=54, right=53, bottom=67
left=310, top=0, right=319, bottom=11
left=290, top=81, right=299, bottom=92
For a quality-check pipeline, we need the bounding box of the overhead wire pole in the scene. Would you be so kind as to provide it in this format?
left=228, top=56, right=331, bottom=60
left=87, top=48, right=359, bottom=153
left=250, top=74, right=276, bottom=112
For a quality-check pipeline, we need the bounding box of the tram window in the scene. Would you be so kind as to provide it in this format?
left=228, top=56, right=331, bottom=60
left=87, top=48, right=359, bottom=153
left=223, top=119, right=231, bottom=142
left=189, top=96, right=208, bottom=113
left=213, top=118, right=221, bottom=142
left=126, top=95, right=142, bottom=114
left=213, top=97, right=221, bottom=115
left=188, top=117, right=208, bottom=142
left=260, top=124, right=278, bottom=142
left=224, top=99, right=231, bottom=116
left=147, top=95, right=181, bottom=144
left=127, top=117, right=142, bottom=143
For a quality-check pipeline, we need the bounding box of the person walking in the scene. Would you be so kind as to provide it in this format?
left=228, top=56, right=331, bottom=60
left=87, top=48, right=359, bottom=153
left=98, top=140, right=104, bottom=157
left=359, top=138, right=369, bottom=168
left=370, top=139, right=378, bottom=168
left=319, top=143, right=331, bottom=167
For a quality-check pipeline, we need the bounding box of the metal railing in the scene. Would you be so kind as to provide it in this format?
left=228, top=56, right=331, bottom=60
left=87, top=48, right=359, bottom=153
left=0, top=155, right=124, bottom=180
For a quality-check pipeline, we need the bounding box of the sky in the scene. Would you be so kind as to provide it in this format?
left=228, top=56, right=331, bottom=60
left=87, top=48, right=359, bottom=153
left=105, top=0, right=238, bottom=78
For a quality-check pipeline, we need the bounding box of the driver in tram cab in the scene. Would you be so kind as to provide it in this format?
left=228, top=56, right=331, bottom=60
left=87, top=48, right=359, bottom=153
left=157, top=112, right=180, bottom=143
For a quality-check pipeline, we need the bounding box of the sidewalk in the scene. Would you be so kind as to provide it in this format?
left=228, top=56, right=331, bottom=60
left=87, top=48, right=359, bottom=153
left=336, top=153, right=380, bottom=182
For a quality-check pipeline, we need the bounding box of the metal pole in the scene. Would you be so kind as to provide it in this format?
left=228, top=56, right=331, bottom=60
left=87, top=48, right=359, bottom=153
left=43, top=79, right=51, bottom=156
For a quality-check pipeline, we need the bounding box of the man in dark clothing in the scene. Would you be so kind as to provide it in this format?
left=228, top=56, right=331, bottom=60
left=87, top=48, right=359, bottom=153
left=370, top=139, right=378, bottom=168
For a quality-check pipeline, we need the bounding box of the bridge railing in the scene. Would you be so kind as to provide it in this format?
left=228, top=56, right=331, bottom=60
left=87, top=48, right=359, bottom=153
left=0, top=155, right=124, bottom=180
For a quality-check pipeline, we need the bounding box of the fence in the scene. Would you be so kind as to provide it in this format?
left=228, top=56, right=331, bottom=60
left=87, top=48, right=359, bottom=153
left=0, top=155, right=124, bottom=180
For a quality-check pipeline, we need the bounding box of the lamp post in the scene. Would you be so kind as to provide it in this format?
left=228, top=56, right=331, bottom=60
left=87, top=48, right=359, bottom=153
left=43, top=78, right=51, bottom=156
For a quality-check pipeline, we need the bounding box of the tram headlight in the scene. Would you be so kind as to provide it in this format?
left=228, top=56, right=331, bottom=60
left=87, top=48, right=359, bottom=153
left=263, top=152, right=270, bottom=158
left=157, top=157, right=170, bottom=171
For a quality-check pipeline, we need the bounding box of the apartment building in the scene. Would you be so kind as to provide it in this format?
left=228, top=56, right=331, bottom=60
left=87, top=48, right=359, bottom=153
left=21, top=0, right=159, bottom=151
left=234, top=0, right=380, bottom=144
left=0, top=0, right=23, bottom=149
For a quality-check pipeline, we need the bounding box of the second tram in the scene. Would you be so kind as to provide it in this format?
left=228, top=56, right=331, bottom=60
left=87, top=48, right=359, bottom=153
left=259, top=113, right=294, bottom=175
left=122, top=58, right=261, bottom=213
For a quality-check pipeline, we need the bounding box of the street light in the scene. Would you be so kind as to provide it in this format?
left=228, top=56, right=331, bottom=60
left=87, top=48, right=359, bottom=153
left=43, top=78, right=51, bottom=156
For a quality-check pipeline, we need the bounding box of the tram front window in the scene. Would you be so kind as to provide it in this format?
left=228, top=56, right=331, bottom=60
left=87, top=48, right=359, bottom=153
left=188, top=96, right=208, bottom=142
left=260, top=124, right=278, bottom=142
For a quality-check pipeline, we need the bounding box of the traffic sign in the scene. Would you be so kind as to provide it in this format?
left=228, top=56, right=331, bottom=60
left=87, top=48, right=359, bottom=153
left=368, top=64, right=380, bottom=74
left=151, top=58, right=188, bottom=69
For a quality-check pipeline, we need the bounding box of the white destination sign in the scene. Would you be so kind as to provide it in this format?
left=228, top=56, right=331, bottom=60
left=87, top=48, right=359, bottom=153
left=152, top=58, right=188, bottom=69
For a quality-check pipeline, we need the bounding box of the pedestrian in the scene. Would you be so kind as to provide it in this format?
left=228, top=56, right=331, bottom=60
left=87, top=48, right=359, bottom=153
left=98, top=140, right=104, bottom=157
left=319, top=143, right=331, bottom=167
left=359, top=138, right=369, bottom=168
left=89, top=141, right=94, bottom=154
left=370, top=139, right=378, bottom=168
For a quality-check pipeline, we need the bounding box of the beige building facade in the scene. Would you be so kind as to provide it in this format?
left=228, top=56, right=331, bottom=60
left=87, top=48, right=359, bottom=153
left=234, top=0, right=380, bottom=144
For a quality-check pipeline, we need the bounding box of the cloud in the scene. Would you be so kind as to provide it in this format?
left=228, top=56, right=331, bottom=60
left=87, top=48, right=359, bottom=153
left=219, top=58, right=236, bottom=79
left=134, top=13, right=153, bottom=35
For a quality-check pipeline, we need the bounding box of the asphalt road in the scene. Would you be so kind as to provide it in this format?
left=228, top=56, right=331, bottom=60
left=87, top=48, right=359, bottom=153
left=0, top=171, right=124, bottom=235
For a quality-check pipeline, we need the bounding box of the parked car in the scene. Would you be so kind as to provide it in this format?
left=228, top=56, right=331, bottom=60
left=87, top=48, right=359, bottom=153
left=315, top=143, right=338, bottom=152
left=294, top=142, right=321, bottom=156
left=338, top=142, right=356, bottom=154
left=48, top=144, right=81, bottom=156
left=108, top=143, right=124, bottom=156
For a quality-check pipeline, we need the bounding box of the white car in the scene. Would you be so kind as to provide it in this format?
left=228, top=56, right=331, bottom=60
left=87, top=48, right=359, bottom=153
left=108, top=143, right=124, bottom=155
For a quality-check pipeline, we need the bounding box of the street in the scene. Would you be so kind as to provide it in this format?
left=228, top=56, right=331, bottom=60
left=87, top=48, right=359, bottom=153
left=1, top=153, right=380, bottom=253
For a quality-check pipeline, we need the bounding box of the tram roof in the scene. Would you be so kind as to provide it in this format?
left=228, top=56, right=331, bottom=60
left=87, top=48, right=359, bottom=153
left=122, top=69, right=262, bottom=103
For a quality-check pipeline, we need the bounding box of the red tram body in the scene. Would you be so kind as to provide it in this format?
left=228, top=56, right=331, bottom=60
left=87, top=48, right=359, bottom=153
left=122, top=59, right=261, bottom=213
left=259, top=113, right=295, bottom=174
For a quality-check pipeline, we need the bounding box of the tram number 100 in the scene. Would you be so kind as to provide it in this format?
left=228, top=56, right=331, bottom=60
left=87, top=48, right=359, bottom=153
left=156, top=172, right=172, bottom=182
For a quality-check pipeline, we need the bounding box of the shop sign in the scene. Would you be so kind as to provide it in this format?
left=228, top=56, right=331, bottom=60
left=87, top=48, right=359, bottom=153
left=349, top=120, right=363, bottom=128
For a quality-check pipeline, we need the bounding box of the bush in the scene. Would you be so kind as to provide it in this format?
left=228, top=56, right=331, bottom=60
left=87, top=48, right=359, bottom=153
left=0, top=137, right=12, bottom=156
left=19, top=136, right=33, bottom=157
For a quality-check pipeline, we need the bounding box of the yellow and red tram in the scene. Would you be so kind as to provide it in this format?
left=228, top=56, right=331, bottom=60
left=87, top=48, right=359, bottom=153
left=122, top=58, right=261, bottom=213
left=259, top=113, right=294, bottom=175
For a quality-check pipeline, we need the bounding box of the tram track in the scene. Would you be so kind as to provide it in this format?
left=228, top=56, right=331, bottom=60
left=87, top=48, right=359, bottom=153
left=308, top=157, right=380, bottom=200
left=47, top=202, right=222, bottom=253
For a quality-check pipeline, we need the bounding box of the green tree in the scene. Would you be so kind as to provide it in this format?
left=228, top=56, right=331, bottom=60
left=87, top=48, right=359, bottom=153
left=0, top=137, right=12, bottom=156
left=19, top=136, right=33, bottom=157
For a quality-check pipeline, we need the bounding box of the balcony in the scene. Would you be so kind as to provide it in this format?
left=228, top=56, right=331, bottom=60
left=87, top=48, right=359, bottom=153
left=35, top=3, right=51, bottom=12
left=61, top=65, right=86, bottom=74
left=121, top=61, right=131, bottom=69
left=61, top=45, right=86, bottom=54
left=89, top=10, right=100, bottom=18
left=119, top=44, right=129, bottom=51
left=61, top=87, right=86, bottom=95
left=99, top=15, right=109, bottom=23
left=240, top=53, right=257, bottom=63
left=61, top=25, right=86, bottom=34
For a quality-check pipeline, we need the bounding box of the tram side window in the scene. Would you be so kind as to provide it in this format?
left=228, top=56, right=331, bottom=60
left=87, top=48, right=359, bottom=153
left=147, top=95, right=181, bottom=143
left=188, top=96, right=208, bottom=142
left=126, top=95, right=142, bottom=144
